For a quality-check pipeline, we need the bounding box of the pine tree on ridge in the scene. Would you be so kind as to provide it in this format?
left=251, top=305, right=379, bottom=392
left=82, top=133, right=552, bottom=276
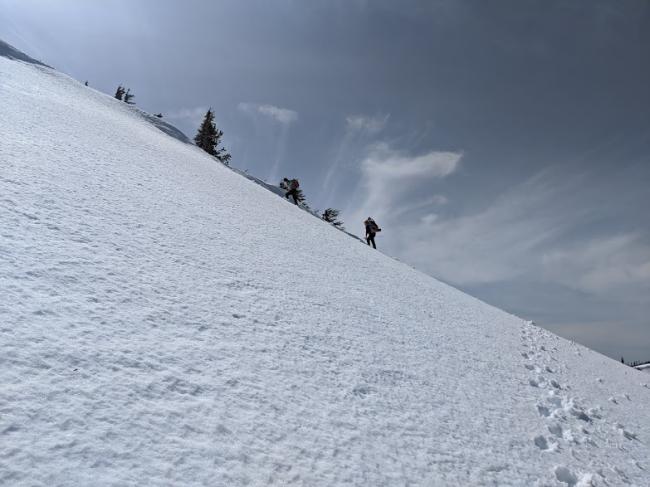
left=321, top=208, right=344, bottom=229
left=114, top=85, right=125, bottom=100
left=194, top=109, right=231, bottom=164
left=124, top=88, right=135, bottom=105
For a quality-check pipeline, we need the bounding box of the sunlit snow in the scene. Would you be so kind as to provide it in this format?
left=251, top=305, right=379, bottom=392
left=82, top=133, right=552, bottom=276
left=1, top=42, right=649, bottom=486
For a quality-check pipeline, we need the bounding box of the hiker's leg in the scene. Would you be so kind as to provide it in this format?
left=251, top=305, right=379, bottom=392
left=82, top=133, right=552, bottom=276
left=370, top=235, right=376, bottom=249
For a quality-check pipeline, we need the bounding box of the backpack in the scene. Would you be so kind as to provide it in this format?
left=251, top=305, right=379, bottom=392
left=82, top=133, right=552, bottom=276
left=367, top=219, right=380, bottom=233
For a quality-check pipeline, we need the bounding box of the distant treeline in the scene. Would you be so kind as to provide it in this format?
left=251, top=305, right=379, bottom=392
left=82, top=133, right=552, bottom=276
left=621, top=357, right=650, bottom=368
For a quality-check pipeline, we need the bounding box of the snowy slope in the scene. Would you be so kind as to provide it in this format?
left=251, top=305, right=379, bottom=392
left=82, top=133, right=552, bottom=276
left=1, top=44, right=650, bottom=487
left=636, top=364, right=650, bottom=375
left=0, top=39, right=50, bottom=68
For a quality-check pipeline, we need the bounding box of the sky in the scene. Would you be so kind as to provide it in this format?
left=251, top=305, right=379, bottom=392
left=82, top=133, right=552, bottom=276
left=1, top=0, right=649, bottom=362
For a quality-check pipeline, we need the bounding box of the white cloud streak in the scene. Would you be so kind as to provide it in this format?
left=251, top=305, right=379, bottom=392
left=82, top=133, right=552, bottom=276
left=238, top=102, right=298, bottom=125
left=542, top=234, right=650, bottom=296
left=345, top=114, right=389, bottom=135
left=321, top=114, right=390, bottom=196
left=166, top=106, right=210, bottom=129
left=347, top=143, right=462, bottom=230
left=362, top=165, right=650, bottom=303
left=237, top=102, right=298, bottom=182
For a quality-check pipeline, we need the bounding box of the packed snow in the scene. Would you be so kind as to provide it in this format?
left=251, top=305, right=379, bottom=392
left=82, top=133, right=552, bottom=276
left=1, top=43, right=650, bottom=486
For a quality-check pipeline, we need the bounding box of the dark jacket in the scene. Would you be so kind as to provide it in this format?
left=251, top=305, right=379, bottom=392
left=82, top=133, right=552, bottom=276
left=365, top=219, right=379, bottom=235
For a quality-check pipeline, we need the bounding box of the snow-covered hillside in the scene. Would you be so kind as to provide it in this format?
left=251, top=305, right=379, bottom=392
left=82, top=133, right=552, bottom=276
left=1, top=43, right=650, bottom=486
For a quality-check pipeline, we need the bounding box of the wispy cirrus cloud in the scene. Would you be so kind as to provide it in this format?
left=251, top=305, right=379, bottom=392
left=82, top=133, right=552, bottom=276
left=346, top=143, right=462, bottom=228
left=541, top=234, right=650, bottom=298
left=238, top=102, right=298, bottom=182
left=362, top=142, right=459, bottom=180
left=345, top=114, right=389, bottom=135
left=238, top=102, right=298, bottom=124
left=322, top=114, right=390, bottom=195
left=166, top=106, right=211, bottom=129
left=374, top=165, right=650, bottom=304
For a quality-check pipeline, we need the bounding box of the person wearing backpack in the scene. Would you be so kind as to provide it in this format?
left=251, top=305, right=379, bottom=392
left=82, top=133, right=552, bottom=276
left=283, top=178, right=300, bottom=205
left=364, top=217, right=381, bottom=249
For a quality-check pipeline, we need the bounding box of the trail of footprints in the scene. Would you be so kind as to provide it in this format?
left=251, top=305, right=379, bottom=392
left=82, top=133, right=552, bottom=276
left=519, top=322, right=642, bottom=486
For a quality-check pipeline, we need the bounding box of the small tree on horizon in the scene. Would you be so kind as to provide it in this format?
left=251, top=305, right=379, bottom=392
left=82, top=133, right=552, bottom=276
left=124, top=88, right=135, bottom=105
left=114, top=85, right=125, bottom=100
left=321, top=208, right=344, bottom=229
left=194, top=109, right=231, bottom=164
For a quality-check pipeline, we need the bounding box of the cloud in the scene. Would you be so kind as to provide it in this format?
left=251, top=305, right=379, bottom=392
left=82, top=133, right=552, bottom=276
left=362, top=143, right=459, bottom=180
left=345, top=114, right=389, bottom=135
left=238, top=102, right=298, bottom=124
left=420, top=213, right=439, bottom=225
left=357, top=164, right=650, bottom=303
left=401, top=180, right=575, bottom=284
left=391, top=195, right=449, bottom=219
left=321, top=114, right=389, bottom=196
left=541, top=234, right=650, bottom=297
left=237, top=102, right=298, bottom=182
left=166, top=106, right=210, bottom=128
left=346, top=143, right=461, bottom=230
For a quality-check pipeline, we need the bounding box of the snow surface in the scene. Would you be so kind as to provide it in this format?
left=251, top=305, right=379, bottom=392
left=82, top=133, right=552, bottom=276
left=636, top=364, right=650, bottom=375
left=1, top=44, right=650, bottom=486
left=0, top=39, right=49, bottom=68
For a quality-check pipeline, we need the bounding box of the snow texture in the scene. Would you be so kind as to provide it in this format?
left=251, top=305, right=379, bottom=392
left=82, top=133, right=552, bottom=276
left=0, top=39, right=50, bottom=68
left=1, top=43, right=650, bottom=486
left=636, top=364, right=650, bottom=374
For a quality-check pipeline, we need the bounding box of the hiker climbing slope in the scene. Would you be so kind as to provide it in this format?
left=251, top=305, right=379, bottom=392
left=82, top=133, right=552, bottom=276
left=283, top=178, right=300, bottom=205
left=364, top=217, right=381, bottom=249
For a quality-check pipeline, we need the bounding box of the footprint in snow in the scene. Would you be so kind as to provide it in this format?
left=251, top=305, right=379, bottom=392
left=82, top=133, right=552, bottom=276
left=537, top=404, right=551, bottom=417
left=554, top=466, right=596, bottom=487
left=614, top=423, right=638, bottom=441
left=534, top=435, right=555, bottom=451
left=352, top=384, right=374, bottom=398
left=548, top=422, right=564, bottom=438
left=570, top=408, right=592, bottom=423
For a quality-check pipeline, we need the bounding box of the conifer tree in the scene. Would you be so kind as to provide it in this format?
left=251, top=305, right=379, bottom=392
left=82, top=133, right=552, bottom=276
left=114, top=85, right=125, bottom=100
left=194, top=109, right=231, bottom=164
left=321, top=208, right=344, bottom=229
left=124, top=88, right=135, bottom=105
